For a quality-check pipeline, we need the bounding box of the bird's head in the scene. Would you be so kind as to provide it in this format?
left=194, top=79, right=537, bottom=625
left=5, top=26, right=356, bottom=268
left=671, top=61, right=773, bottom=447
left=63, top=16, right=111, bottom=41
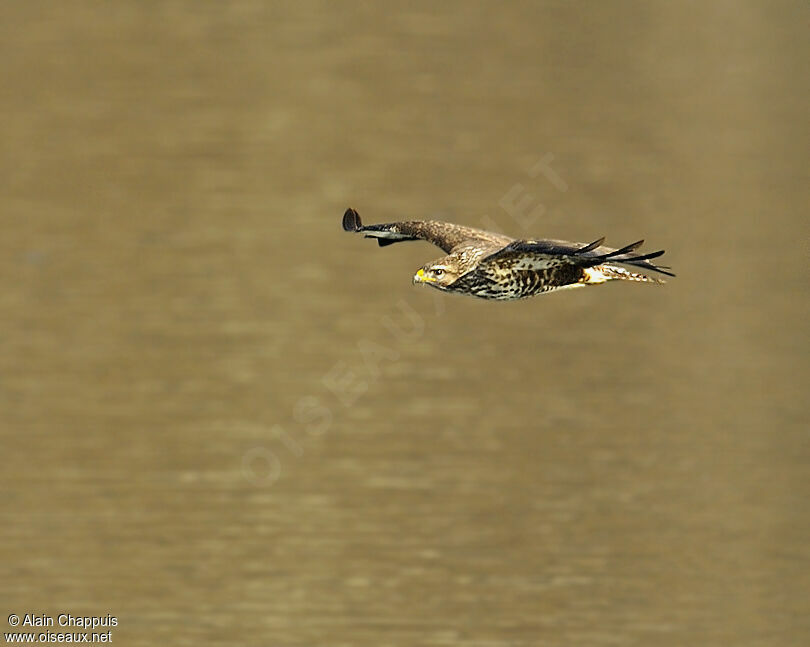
left=413, top=261, right=461, bottom=289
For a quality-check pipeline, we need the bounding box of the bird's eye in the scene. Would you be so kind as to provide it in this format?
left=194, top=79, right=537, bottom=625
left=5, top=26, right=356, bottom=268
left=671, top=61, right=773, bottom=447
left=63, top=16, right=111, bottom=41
left=432, top=268, right=444, bottom=277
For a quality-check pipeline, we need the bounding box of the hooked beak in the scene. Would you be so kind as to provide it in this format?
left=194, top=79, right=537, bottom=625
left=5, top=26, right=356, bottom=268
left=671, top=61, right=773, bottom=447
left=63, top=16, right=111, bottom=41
left=413, top=268, right=433, bottom=284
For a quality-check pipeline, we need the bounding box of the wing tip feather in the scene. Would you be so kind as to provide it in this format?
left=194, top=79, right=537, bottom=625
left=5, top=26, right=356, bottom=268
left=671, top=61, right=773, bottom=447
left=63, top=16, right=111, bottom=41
left=575, top=237, right=606, bottom=255
left=342, top=207, right=362, bottom=232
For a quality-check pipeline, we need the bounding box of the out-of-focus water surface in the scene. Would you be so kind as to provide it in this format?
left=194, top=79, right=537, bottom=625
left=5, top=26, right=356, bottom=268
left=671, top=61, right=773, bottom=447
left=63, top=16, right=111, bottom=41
left=1, top=2, right=807, bottom=645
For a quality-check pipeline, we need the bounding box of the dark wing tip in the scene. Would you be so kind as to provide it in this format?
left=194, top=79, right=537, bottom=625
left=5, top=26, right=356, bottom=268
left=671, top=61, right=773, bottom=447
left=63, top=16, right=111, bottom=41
left=342, top=208, right=362, bottom=232
left=611, top=240, right=645, bottom=256
left=631, top=249, right=665, bottom=262
left=650, top=259, right=676, bottom=277
left=575, top=237, right=606, bottom=255
left=623, top=249, right=676, bottom=277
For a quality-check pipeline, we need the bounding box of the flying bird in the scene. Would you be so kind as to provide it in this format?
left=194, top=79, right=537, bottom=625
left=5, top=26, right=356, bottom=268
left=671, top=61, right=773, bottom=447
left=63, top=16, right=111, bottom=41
left=342, top=208, right=673, bottom=300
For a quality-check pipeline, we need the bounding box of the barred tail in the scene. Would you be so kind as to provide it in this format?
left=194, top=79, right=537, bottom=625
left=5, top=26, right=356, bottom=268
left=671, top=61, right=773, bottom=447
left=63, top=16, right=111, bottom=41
left=583, top=264, right=665, bottom=285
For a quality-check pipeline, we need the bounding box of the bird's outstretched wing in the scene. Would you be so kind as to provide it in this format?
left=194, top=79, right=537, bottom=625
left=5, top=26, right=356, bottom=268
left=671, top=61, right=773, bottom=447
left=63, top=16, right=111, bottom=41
left=479, top=237, right=675, bottom=277
left=342, top=208, right=512, bottom=254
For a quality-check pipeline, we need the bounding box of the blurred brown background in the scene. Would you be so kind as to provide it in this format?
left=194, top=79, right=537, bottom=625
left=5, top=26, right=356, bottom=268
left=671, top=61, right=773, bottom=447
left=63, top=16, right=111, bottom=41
left=1, top=2, right=808, bottom=645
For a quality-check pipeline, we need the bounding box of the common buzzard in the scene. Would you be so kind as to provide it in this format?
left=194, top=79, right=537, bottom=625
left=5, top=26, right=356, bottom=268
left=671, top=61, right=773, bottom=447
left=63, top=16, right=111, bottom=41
left=342, top=208, right=673, bottom=300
